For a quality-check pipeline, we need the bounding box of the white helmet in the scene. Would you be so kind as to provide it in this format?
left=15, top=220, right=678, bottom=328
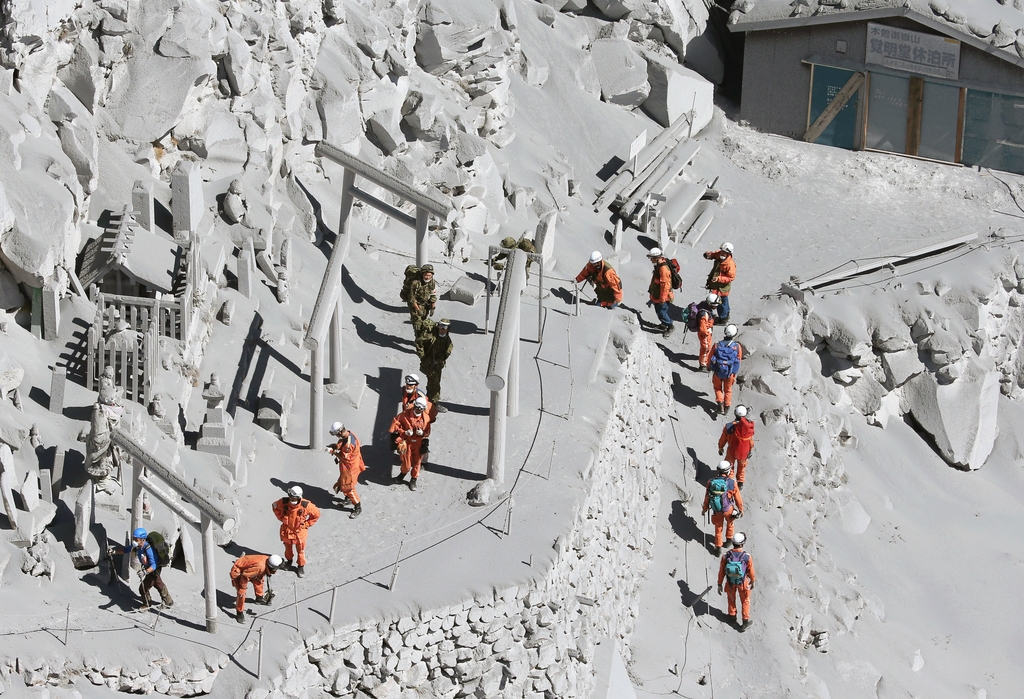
left=590, top=251, right=603, bottom=264
left=734, top=405, right=747, bottom=418
left=731, top=532, right=746, bottom=547
left=724, top=324, right=738, bottom=338
left=717, top=460, right=732, bottom=474
left=267, top=554, right=283, bottom=570
left=330, top=421, right=344, bottom=435
left=287, top=486, right=303, bottom=499
left=413, top=397, right=428, bottom=411
left=706, top=293, right=719, bottom=305
left=647, top=247, right=663, bottom=258
left=720, top=242, right=734, bottom=254
left=404, top=373, right=420, bottom=386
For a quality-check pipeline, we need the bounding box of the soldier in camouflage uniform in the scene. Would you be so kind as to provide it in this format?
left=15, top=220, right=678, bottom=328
left=492, top=235, right=537, bottom=279
left=417, top=318, right=453, bottom=412
left=407, top=265, right=437, bottom=339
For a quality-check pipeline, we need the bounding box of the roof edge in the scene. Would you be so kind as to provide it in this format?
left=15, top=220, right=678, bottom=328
left=729, top=8, right=1024, bottom=72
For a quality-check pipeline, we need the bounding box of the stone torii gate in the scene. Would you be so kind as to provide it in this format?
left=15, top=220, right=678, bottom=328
left=305, top=143, right=453, bottom=449
left=113, top=427, right=239, bottom=633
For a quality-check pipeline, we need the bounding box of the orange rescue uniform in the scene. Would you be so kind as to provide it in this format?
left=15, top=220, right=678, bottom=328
left=390, top=406, right=431, bottom=479
left=575, top=261, right=623, bottom=307
left=332, top=433, right=366, bottom=504
left=711, top=341, right=743, bottom=408
left=718, top=548, right=756, bottom=621
left=719, top=417, right=755, bottom=484
left=702, top=478, right=744, bottom=548
left=648, top=259, right=675, bottom=304
left=230, top=554, right=272, bottom=613
left=704, top=251, right=736, bottom=297
left=696, top=306, right=716, bottom=368
left=272, top=498, right=321, bottom=567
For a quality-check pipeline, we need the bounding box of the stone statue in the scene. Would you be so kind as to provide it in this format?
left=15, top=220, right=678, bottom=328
left=86, top=372, right=125, bottom=495
left=223, top=178, right=247, bottom=224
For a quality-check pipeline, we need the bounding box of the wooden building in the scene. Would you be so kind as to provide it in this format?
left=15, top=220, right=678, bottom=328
left=729, top=2, right=1024, bottom=174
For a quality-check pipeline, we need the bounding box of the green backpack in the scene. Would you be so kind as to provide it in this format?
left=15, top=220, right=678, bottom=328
left=146, top=531, right=171, bottom=568
left=400, top=265, right=420, bottom=302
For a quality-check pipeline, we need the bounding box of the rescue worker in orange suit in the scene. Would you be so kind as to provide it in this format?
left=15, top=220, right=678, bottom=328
left=399, top=372, right=436, bottom=421
left=390, top=396, right=431, bottom=491
left=702, top=461, right=744, bottom=554
left=271, top=486, right=320, bottom=577
left=718, top=532, right=755, bottom=631
left=696, top=293, right=719, bottom=371
left=704, top=242, right=735, bottom=324
left=646, top=247, right=675, bottom=337
left=328, top=422, right=366, bottom=519
left=575, top=251, right=622, bottom=308
left=709, top=324, right=743, bottom=416
left=230, top=553, right=282, bottom=623
left=719, top=404, right=755, bottom=488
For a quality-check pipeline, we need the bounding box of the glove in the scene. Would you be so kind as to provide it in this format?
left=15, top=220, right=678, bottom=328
left=718, top=448, right=724, bottom=456
left=332, top=483, right=340, bottom=494
left=733, top=509, right=743, bottom=519
left=717, top=585, right=723, bottom=595
left=404, top=429, right=414, bottom=437
left=749, top=581, right=755, bottom=590
left=414, top=429, right=424, bottom=436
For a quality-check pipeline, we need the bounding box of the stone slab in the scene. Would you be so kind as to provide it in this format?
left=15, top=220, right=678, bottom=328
left=49, top=366, right=66, bottom=414
left=448, top=277, right=486, bottom=305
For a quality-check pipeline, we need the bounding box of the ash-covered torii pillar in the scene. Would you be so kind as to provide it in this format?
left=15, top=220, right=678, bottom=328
left=305, top=143, right=453, bottom=449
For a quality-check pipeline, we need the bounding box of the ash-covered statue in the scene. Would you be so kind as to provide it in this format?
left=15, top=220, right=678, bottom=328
left=86, top=367, right=125, bottom=494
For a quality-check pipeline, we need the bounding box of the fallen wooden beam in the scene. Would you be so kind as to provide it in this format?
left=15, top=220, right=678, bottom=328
left=804, top=71, right=864, bottom=144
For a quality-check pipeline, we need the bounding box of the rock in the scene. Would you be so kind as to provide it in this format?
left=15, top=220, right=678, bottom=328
left=640, top=51, right=715, bottom=131
left=0, top=470, right=17, bottom=529
left=467, top=478, right=501, bottom=506
left=17, top=502, right=57, bottom=544
left=534, top=212, right=557, bottom=270
left=903, top=359, right=1000, bottom=470
left=591, top=39, right=650, bottom=107
left=876, top=347, right=925, bottom=388
left=0, top=354, right=24, bottom=399
left=0, top=401, right=31, bottom=449
left=171, top=160, right=205, bottom=236
left=47, top=81, right=99, bottom=195
left=371, top=677, right=401, bottom=699
left=447, top=277, right=485, bottom=305
left=845, top=373, right=885, bottom=415
left=592, top=0, right=645, bottom=20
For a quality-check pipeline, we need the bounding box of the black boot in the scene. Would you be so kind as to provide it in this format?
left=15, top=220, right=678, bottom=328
left=409, top=478, right=418, bottom=491
left=296, top=565, right=305, bottom=578
left=720, top=403, right=728, bottom=415
left=392, top=473, right=406, bottom=484
left=350, top=502, right=362, bottom=519
left=236, top=611, right=246, bottom=623
left=662, top=324, right=674, bottom=337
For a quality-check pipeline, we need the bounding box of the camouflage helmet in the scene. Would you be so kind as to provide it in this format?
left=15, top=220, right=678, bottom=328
left=420, top=264, right=434, bottom=274
left=500, top=236, right=517, bottom=248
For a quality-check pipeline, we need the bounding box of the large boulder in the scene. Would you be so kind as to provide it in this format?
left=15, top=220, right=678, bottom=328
left=902, top=358, right=999, bottom=470
left=641, top=51, right=714, bottom=131
left=591, top=39, right=650, bottom=107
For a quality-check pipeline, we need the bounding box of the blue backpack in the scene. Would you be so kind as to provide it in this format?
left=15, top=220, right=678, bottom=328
left=708, top=477, right=732, bottom=513
left=724, top=550, right=748, bottom=585
left=710, top=340, right=740, bottom=379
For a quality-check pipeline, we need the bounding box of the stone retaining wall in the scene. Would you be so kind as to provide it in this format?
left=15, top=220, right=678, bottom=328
left=254, top=330, right=672, bottom=699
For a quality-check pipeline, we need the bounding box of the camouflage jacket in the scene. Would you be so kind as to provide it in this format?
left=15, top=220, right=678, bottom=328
left=407, top=278, right=437, bottom=309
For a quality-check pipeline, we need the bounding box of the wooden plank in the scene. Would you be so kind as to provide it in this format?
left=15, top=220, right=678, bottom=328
left=684, top=206, right=716, bottom=247
left=803, top=71, right=864, bottom=143
left=955, top=86, right=966, bottom=164
left=794, top=232, right=979, bottom=290
left=660, top=182, right=708, bottom=232
left=861, top=72, right=871, bottom=150
left=906, top=76, right=924, bottom=156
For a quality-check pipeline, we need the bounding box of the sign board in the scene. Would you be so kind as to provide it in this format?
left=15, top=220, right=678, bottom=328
left=628, top=130, right=648, bottom=160
left=866, top=22, right=960, bottom=80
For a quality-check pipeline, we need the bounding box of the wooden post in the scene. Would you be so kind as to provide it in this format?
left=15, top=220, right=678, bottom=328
left=131, top=458, right=144, bottom=537
left=328, top=586, right=338, bottom=625
left=415, top=207, right=430, bottom=268
left=329, top=299, right=343, bottom=385
left=258, top=626, right=264, bottom=679
left=201, top=514, right=218, bottom=633
left=388, top=541, right=404, bottom=591
left=906, top=76, right=924, bottom=156
left=309, top=343, right=324, bottom=450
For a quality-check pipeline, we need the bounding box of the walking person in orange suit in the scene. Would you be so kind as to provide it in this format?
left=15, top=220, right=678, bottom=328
left=718, top=532, right=755, bottom=631
left=329, top=422, right=366, bottom=519
left=229, top=553, right=282, bottom=623
left=704, top=242, right=736, bottom=324
left=575, top=251, right=623, bottom=308
left=702, top=461, right=744, bottom=555
left=390, top=396, right=431, bottom=491
left=271, top=486, right=320, bottom=577
left=719, top=404, right=755, bottom=488
left=709, top=324, right=743, bottom=416
left=696, top=293, right=719, bottom=371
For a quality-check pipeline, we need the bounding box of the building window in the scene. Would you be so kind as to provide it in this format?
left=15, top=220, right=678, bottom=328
left=808, top=65, right=860, bottom=149
left=962, top=90, right=1024, bottom=174
left=864, top=73, right=962, bottom=163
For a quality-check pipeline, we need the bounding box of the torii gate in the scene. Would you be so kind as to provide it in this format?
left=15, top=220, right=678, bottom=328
left=113, top=427, right=239, bottom=633
left=305, top=143, right=453, bottom=449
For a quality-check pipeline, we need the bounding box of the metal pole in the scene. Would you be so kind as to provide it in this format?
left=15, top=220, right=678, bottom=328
left=293, top=581, right=299, bottom=632
left=487, top=387, right=507, bottom=484
left=329, top=586, right=338, bottom=626
left=329, top=298, right=343, bottom=385
left=538, top=263, right=544, bottom=343
left=257, top=626, right=264, bottom=680
left=201, top=514, right=218, bottom=634
left=63, top=604, right=69, bottom=645
left=507, top=311, right=519, bottom=418
left=388, top=541, right=404, bottom=591
left=485, top=249, right=493, bottom=333
left=415, top=207, right=430, bottom=267
left=309, top=343, right=324, bottom=450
